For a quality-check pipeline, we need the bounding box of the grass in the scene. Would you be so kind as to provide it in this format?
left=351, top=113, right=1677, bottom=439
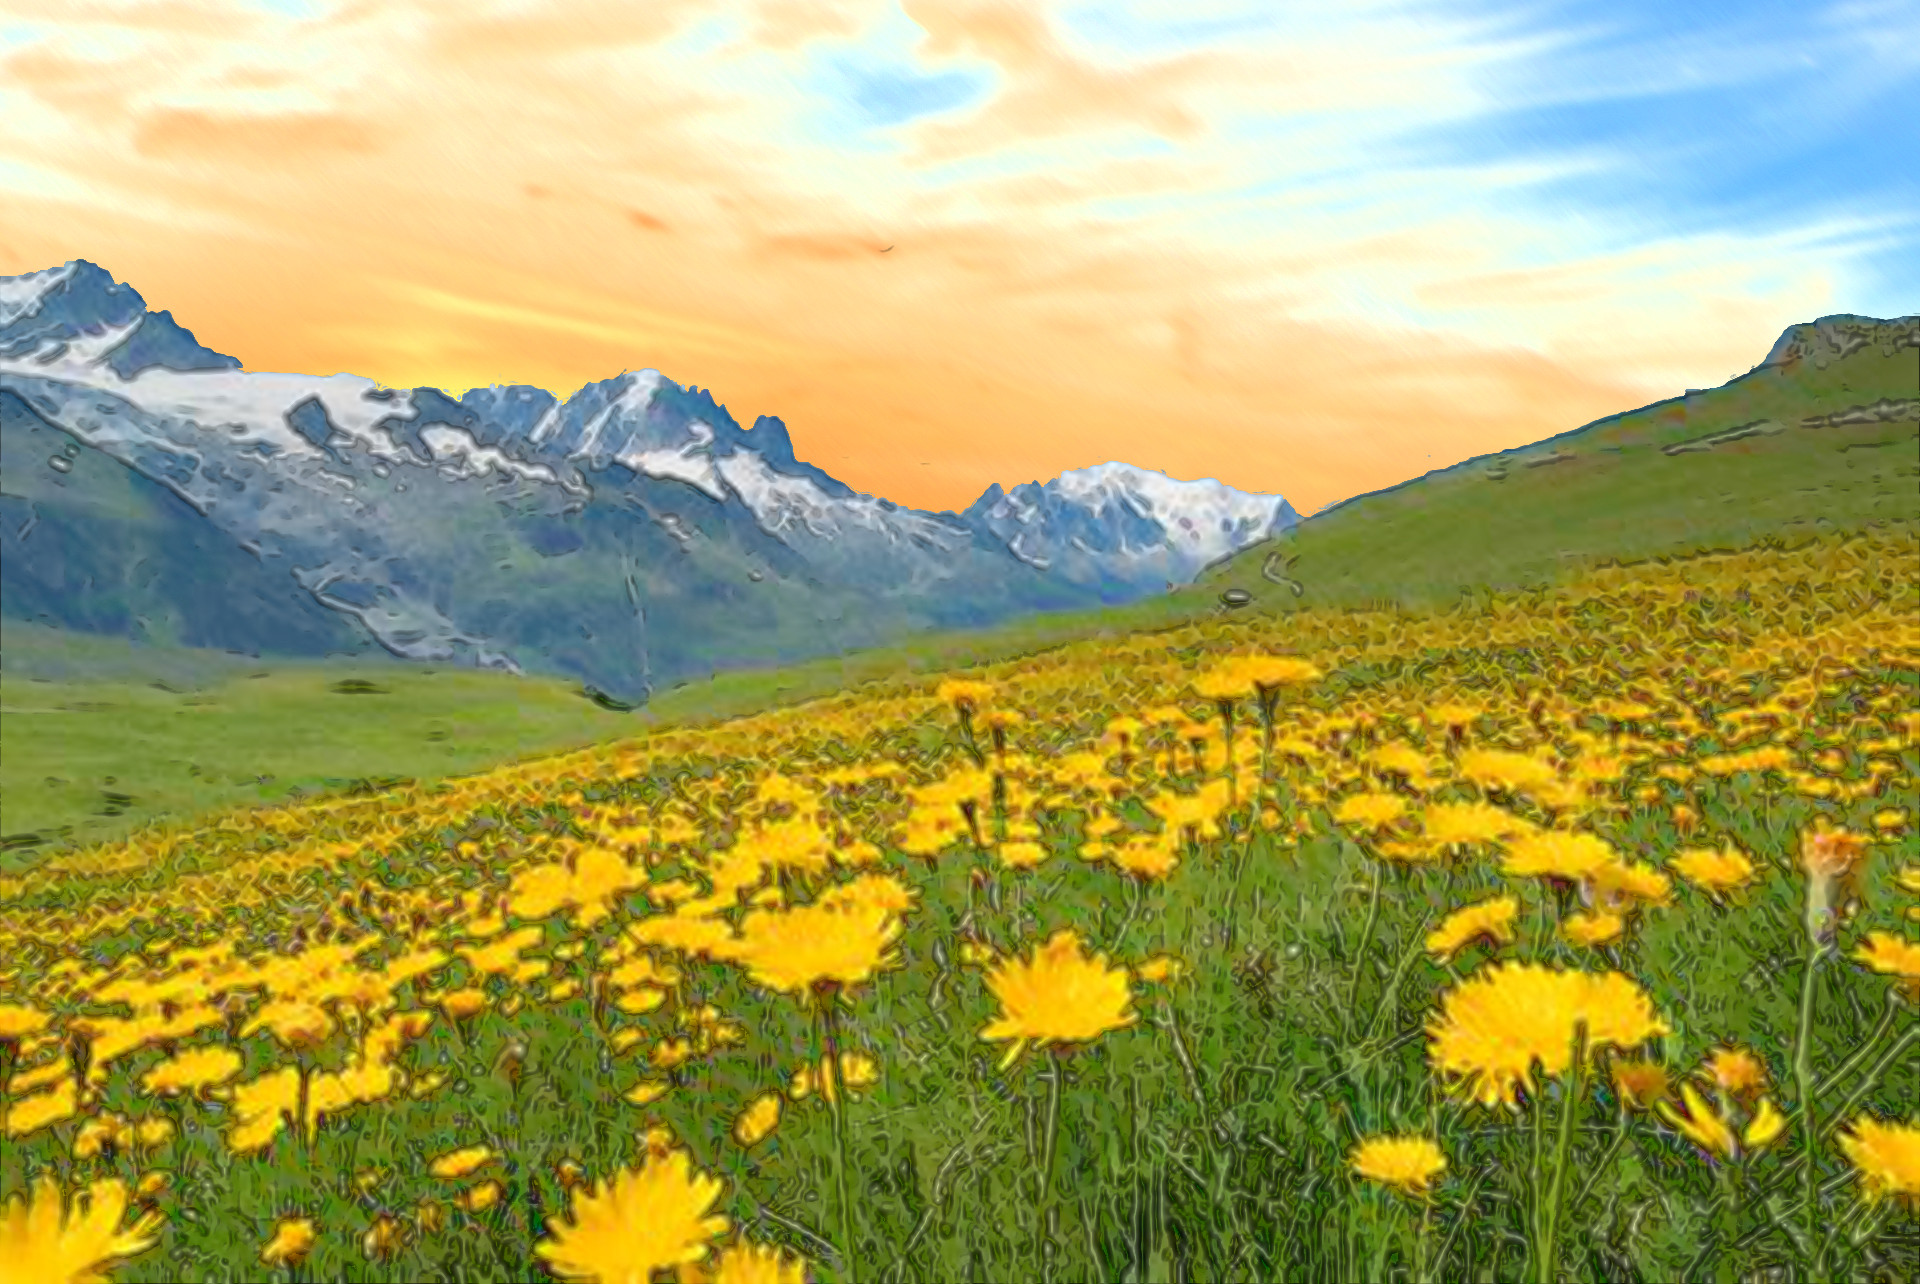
left=0, top=522, right=1915, bottom=1284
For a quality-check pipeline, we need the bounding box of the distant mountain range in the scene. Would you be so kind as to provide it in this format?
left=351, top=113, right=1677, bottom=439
left=0, top=261, right=1300, bottom=703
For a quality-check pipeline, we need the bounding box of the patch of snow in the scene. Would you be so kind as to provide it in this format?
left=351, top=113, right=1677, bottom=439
left=418, top=424, right=566, bottom=486
left=0, top=263, right=77, bottom=326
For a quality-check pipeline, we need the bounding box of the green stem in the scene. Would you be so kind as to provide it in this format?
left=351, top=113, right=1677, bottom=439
left=1221, top=826, right=1261, bottom=955
left=1363, top=907, right=1437, bottom=1047
left=1034, top=1055, right=1065, bottom=1284
left=1792, top=937, right=1826, bottom=1283
left=1570, top=1093, right=1631, bottom=1216
left=820, top=1000, right=860, bottom=1284
left=1535, top=1020, right=1588, bottom=1284
left=1344, top=856, right=1384, bottom=1040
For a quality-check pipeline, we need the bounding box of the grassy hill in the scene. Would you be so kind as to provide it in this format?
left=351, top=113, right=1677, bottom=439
left=3, top=315, right=1915, bottom=864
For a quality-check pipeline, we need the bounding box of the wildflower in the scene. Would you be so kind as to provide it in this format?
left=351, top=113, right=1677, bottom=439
left=1501, top=831, right=1617, bottom=884
left=733, top=1093, right=782, bottom=1149
left=428, top=1146, right=496, bottom=1180
left=141, top=1045, right=243, bottom=1099
left=1425, top=897, right=1519, bottom=964
left=732, top=902, right=901, bottom=1002
left=0, top=1176, right=163, bottom=1283
left=363, top=1214, right=405, bottom=1262
left=1837, top=1116, right=1920, bottom=1208
left=1133, top=955, right=1187, bottom=986
left=260, top=1217, right=316, bottom=1270
left=1668, top=845, right=1757, bottom=899
left=1609, top=1057, right=1670, bottom=1111
left=980, top=929, right=1137, bottom=1072
left=458, top=1181, right=503, bottom=1214
left=1800, top=823, right=1872, bottom=944
left=679, top=1239, right=813, bottom=1284
left=1656, top=1082, right=1738, bottom=1159
left=536, top=1146, right=729, bottom=1280
left=1562, top=910, right=1625, bottom=948
left=1334, top=792, right=1409, bottom=834
left=1851, top=932, right=1920, bottom=999
left=1701, top=1046, right=1769, bottom=1100
left=1427, top=963, right=1667, bottom=1109
left=1349, top=1134, right=1447, bottom=1198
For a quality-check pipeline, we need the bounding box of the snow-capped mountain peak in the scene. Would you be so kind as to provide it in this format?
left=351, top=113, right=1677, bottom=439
left=960, top=460, right=1299, bottom=599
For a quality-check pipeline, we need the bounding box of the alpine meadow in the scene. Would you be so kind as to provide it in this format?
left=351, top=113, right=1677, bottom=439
left=1, top=306, right=1917, bottom=1284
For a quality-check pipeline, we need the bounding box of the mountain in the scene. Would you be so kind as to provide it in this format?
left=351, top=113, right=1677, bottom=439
left=0, top=261, right=1299, bottom=703
left=955, top=461, right=1299, bottom=600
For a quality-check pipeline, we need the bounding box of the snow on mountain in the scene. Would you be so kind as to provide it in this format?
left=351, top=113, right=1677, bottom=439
left=0, top=260, right=1106, bottom=700
left=959, top=460, right=1299, bottom=600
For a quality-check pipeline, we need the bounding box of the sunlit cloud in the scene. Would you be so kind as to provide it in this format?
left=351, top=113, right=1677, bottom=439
left=0, top=0, right=1909, bottom=516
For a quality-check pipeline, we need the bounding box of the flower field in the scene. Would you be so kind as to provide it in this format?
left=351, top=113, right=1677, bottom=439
left=2, top=524, right=1917, bottom=1283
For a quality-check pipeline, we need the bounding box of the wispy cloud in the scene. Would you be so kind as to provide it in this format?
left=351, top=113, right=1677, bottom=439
left=0, top=0, right=1909, bottom=515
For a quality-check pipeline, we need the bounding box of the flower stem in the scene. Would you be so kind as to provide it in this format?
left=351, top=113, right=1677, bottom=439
left=1221, top=825, right=1260, bottom=955
left=1792, top=937, right=1826, bottom=1283
left=1344, top=855, right=1384, bottom=1039
left=820, top=1001, right=860, bottom=1284
left=1034, top=1055, right=1065, bottom=1284
left=1535, top=1020, right=1588, bottom=1284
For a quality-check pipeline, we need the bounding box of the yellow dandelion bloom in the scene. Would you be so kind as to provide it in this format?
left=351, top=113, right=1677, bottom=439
left=140, top=1045, right=243, bottom=1099
left=1348, top=1134, right=1447, bottom=1198
left=1609, top=1057, right=1670, bottom=1111
left=680, top=1239, right=813, bottom=1284
left=1334, top=792, right=1409, bottom=833
left=732, top=902, right=901, bottom=1000
left=1668, top=845, right=1757, bottom=898
left=428, top=1146, right=496, bottom=1180
left=1837, top=1116, right=1920, bottom=1208
left=260, top=1217, right=316, bottom=1269
left=1701, top=1046, right=1769, bottom=1100
left=981, top=929, right=1138, bottom=1072
left=1656, top=1082, right=1737, bottom=1159
left=733, top=1093, right=782, bottom=1149
left=1562, top=910, right=1625, bottom=948
left=1851, top=932, right=1920, bottom=998
left=1425, top=897, right=1519, bottom=963
left=536, top=1147, right=729, bottom=1281
left=1744, top=1097, right=1788, bottom=1151
left=625, top=1080, right=671, bottom=1107
left=1501, top=831, right=1617, bottom=883
left=1427, top=963, right=1667, bottom=1108
left=1133, top=955, right=1187, bottom=986
left=458, top=1181, right=503, bottom=1214
left=0, top=1176, right=162, bottom=1284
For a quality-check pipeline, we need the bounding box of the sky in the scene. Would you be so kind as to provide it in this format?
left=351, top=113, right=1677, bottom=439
left=1, top=0, right=1914, bottom=517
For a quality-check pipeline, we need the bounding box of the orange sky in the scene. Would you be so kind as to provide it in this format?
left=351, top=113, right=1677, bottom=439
left=0, top=0, right=1879, bottom=516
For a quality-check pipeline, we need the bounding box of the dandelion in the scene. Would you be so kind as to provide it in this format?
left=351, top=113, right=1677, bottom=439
left=260, top=1217, right=316, bottom=1271
left=1349, top=1134, right=1447, bottom=1198
left=536, top=1146, right=729, bottom=1281
left=0, top=1176, right=163, bottom=1284
left=679, top=1239, right=814, bottom=1284
left=1851, top=932, right=1920, bottom=999
left=1609, top=1057, right=1670, bottom=1111
left=980, top=929, right=1138, bottom=1073
left=1700, top=1045, right=1769, bottom=1101
left=733, top=1093, right=782, bottom=1149
left=1425, top=897, right=1519, bottom=964
left=141, top=1045, right=243, bottom=1099
left=427, top=1146, right=496, bottom=1180
left=1427, top=962, right=1667, bottom=1109
left=1561, top=910, right=1625, bottom=948
left=1656, top=1082, right=1739, bottom=1159
left=1837, top=1116, right=1920, bottom=1208
left=1668, top=845, right=1757, bottom=899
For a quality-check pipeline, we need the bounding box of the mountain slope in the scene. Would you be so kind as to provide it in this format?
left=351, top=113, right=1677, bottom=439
left=4, top=261, right=1303, bottom=703
left=1179, top=313, right=1920, bottom=618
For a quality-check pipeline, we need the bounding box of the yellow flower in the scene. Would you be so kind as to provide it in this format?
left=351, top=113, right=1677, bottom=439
left=1425, top=897, right=1519, bottom=963
left=1609, top=1057, right=1670, bottom=1111
left=1501, top=831, right=1617, bottom=883
left=1656, top=1082, right=1738, bottom=1159
left=732, top=902, right=901, bottom=1001
left=733, top=1093, right=782, bottom=1149
left=1744, top=1097, right=1789, bottom=1152
left=0, top=1176, right=163, bottom=1284
left=1837, top=1116, right=1920, bottom=1208
left=363, top=1214, right=405, bottom=1262
left=1334, top=792, right=1409, bottom=834
left=428, top=1146, right=497, bottom=1180
left=537, top=1147, right=730, bottom=1281
left=458, top=1181, right=503, bottom=1214
left=1561, top=910, right=1625, bottom=948
left=1133, top=955, right=1187, bottom=986
left=980, top=929, right=1137, bottom=1072
left=1851, top=932, right=1920, bottom=999
left=625, top=1080, right=672, bottom=1107
left=935, top=680, right=995, bottom=712
left=260, top=1217, right=316, bottom=1270
left=141, top=1045, right=243, bottom=1099
left=1426, top=963, right=1668, bottom=1109
left=1701, top=1045, right=1769, bottom=1100
left=1668, top=845, right=1757, bottom=898
left=678, top=1239, right=814, bottom=1284
left=1349, top=1134, right=1447, bottom=1198
left=788, top=1053, right=879, bottom=1105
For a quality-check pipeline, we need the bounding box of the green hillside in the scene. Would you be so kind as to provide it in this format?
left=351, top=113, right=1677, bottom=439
left=1181, top=315, right=1919, bottom=616
left=4, top=314, right=1916, bottom=863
